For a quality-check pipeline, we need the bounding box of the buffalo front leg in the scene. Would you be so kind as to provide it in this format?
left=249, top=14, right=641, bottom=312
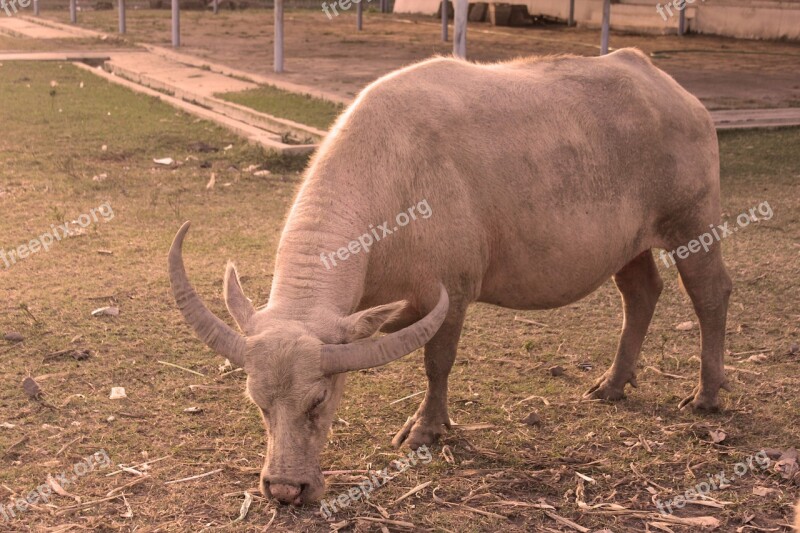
left=392, top=305, right=466, bottom=449
left=585, top=250, right=664, bottom=401
left=675, top=245, right=732, bottom=411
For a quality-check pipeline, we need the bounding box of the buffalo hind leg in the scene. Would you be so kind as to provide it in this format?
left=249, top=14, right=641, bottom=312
left=675, top=245, right=732, bottom=411
left=584, top=250, right=663, bottom=401
left=392, top=304, right=467, bottom=449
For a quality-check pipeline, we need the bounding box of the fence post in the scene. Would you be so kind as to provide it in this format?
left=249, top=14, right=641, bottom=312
left=441, top=0, right=448, bottom=41
left=172, top=0, right=180, bottom=47
left=600, top=0, right=610, bottom=55
left=274, top=0, right=284, bottom=73
left=119, top=0, right=126, bottom=34
left=453, top=0, right=466, bottom=58
left=69, top=0, right=77, bottom=23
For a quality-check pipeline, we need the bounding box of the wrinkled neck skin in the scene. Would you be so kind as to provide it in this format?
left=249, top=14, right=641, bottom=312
left=250, top=153, right=388, bottom=343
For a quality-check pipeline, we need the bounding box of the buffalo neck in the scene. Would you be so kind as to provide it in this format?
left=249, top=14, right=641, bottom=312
left=265, top=165, right=386, bottom=323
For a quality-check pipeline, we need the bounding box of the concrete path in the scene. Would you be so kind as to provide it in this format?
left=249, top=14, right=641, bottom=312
left=105, top=51, right=258, bottom=98
left=710, top=108, right=800, bottom=130
left=0, top=51, right=112, bottom=62
left=0, top=17, right=79, bottom=39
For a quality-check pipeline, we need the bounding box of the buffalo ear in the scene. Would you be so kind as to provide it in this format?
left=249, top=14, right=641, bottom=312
left=224, top=262, right=256, bottom=332
left=340, top=301, right=407, bottom=342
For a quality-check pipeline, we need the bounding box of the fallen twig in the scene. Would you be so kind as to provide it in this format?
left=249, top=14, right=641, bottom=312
left=56, top=436, right=84, bottom=456
left=392, top=481, right=432, bottom=505
left=355, top=516, right=416, bottom=529
left=513, top=315, right=548, bottom=328
left=513, top=394, right=551, bottom=407
left=544, top=510, right=589, bottom=532
left=164, top=468, right=222, bottom=485
left=106, top=455, right=172, bottom=477
left=725, top=365, right=762, bottom=376
left=231, top=491, right=253, bottom=524
left=264, top=508, right=277, bottom=529
left=157, top=360, right=205, bottom=377
left=432, top=487, right=507, bottom=520
left=389, top=391, right=424, bottom=405
left=107, top=475, right=150, bottom=496
left=54, top=494, right=123, bottom=516
left=644, top=366, right=690, bottom=380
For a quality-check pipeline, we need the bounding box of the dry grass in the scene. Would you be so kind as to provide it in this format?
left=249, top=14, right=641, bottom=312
left=0, top=60, right=799, bottom=532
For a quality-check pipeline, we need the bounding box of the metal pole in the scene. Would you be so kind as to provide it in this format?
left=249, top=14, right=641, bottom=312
left=274, top=0, right=284, bottom=73
left=119, top=0, right=126, bottom=34
left=678, top=7, right=685, bottom=35
left=600, top=0, right=610, bottom=55
left=171, top=0, right=180, bottom=47
left=568, top=0, right=574, bottom=26
left=441, top=0, right=448, bottom=41
left=453, top=0, right=466, bottom=58
left=69, top=0, right=76, bottom=24
left=33, top=0, right=39, bottom=15
left=357, top=0, right=362, bottom=30
left=213, top=0, right=218, bottom=14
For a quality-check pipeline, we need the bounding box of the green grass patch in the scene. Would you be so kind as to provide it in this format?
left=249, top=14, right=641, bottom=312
left=217, top=85, right=344, bottom=130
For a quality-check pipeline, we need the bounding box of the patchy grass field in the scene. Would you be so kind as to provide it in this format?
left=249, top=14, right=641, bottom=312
left=0, top=61, right=799, bottom=532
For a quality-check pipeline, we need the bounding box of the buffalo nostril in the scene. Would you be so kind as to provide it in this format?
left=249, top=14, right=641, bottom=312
left=268, top=483, right=302, bottom=504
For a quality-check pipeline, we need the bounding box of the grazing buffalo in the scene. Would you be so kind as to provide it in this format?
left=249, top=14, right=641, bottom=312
left=169, top=48, right=731, bottom=505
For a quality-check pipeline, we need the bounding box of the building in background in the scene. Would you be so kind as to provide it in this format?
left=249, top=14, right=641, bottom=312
left=393, top=0, right=800, bottom=40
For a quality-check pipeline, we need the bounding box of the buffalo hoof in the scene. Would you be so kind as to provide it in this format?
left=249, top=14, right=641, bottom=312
left=392, top=413, right=450, bottom=449
left=678, top=388, right=721, bottom=412
left=583, top=370, right=637, bottom=401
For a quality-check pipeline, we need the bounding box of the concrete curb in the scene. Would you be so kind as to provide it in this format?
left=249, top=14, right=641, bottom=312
left=72, top=62, right=317, bottom=156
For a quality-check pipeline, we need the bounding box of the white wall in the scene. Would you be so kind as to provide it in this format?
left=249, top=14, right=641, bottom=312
left=392, top=0, right=800, bottom=40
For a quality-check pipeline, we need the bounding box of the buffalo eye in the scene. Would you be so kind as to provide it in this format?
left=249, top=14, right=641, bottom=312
left=307, top=393, right=326, bottom=415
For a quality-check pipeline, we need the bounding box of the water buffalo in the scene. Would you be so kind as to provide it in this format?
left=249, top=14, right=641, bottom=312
left=168, top=48, right=731, bottom=505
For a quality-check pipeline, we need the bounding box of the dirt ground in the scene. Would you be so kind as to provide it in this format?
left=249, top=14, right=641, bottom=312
left=36, top=8, right=800, bottom=109
left=0, top=55, right=799, bottom=532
